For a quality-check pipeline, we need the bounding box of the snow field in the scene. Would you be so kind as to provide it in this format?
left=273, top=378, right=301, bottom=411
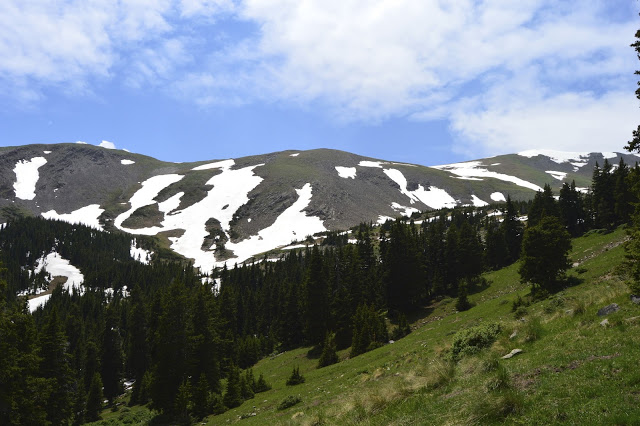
left=13, top=156, right=47, bottom=200
left=121, top=159, right=135, bottom=165
left=383, top=168, right=457, bottom=209
left=42, top=204, right=105, bottom=230
left=432, top=161, right=542, bottom=192
left=335, top=166, right=357, bottom=179
left=225, top=183, right=327, bottom=266
left=471, top=195, right=488, bottom=207
left=490, top=192, right=506, bottom=202
left=115, top=161, right=265, bottom=272
left=545, top=171, right=567, bottom=181
left=28, top=252, right=85, bottom=312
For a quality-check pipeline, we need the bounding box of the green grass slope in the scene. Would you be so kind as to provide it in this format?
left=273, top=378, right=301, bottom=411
left=95, top=227, right=640, bottom=425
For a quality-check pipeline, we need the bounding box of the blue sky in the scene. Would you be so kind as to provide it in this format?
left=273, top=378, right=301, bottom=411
left=0, top=1, right=637, bottom=166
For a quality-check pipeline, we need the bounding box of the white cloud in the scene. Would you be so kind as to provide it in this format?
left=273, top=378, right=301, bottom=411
left=0, top=0, right=636, bottom=155
left=450, top=89, right=637, bottom=156
left=99, top=140, right=116, bottom=149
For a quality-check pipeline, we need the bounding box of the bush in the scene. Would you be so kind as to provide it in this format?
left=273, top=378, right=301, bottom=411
left=254, top=373, right=272, bottom=393
left=450, top=323, right=502, bottom=361
left=286, top=367, right=305, bottom=386
left=522, top=317, right=543, bottom=343
left=278, top=395, right=302, bottom=410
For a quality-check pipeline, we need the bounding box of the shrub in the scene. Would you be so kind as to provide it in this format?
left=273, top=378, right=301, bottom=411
left=254, top=373, right=272, bottom=393
left=522, top=317, right=543, bottom=343
left=450, top=323, right=502, bottom=361
left=278, top=395, right=302, bottom=410
left=286, top=367, right=305, bottom=386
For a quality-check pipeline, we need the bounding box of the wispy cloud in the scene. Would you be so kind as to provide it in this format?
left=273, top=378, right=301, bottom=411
left=0, top=0, right=636, bottom=154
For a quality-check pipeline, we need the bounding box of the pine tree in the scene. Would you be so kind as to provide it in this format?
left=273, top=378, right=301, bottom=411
left=192, top=373, right=211, bottom=420
left=455, top=279, right=472, bottom=311
left=254, top=373, right=272, bottom=393
left=519, top=216, right=572, bottom=295
left=86, top=373, right=104, bottom=422
left=286, top=366, right=305, bottom=386
left=304, top=245, right=329, bottom=347
left=625, top=18, right=640, bottom=152
left=558, top=181, right=585, bottom=236
left=502, top=196, right=524, bottom=264
left=38, top=308, right=75, bottom=425
left=318, top=332, right=339, bottom=368
left=223, top=365, right=243, bottom=408
left=528, top=184, right=559, bottom=227
left=101, top=305, right=124, bottom=401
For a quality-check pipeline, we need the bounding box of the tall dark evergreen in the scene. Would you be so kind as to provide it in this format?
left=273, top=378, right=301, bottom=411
left=304, top=245, right=329, bottom=347
left=528, top=184, right=559, bottom=227
left=101, top=305, right=124, bottom=401
left=519, top=216, right=572, bottom=294
left=38, top=308, right=75, bottom=425
left=558, top=181, right=585, bottom=236
left=502, top=196, right=524, bottom=264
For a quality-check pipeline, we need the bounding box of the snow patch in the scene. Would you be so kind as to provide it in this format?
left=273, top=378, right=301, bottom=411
left=192, top=159, right=235, bottom=171
left=43, top=150, right=51, bottom=154
left=545, top=171, right=567, bottom=181
left=130, top=240, right=152, bottom=264
left=490, top=192, right=506, bottom=202
left=290, top=153, right=300, bottom=157
left=42, top=204, right=104, bottom=230
left=115, top=162, right=265, bottom=272
left=359, top=160, right=384, bottom=168
left=13, top=157, right=47, bottom=200
left=281, top=243, right=308, bottom=250
left=377, top=215, right=395, bottom=224
left=518, top=149, right=618, bottom=169
left=158, top=192, right=183, bottom=214
left=391, top=202, right=420, bottom=217
left=99, top=140, right=116, bottom=149
left=225, top=183, right=326, bottom=265
left=28, top=252, right=85, bottom=312
left=76, top=141, right=87, bottom=144
left=432, top=161, right=542, bottom=192
left=114, top=174, right=184, bottom=232
left=384, top=168, right=457, bottom=209
left=335, top=166, right=356, bottom=179
left=471, top=195, right=488, bottom=207
left=121, top=159, right=135, bottom=165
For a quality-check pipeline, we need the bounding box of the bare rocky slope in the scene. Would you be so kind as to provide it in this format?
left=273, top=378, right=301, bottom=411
left=1, top=143, right=637, bottom=271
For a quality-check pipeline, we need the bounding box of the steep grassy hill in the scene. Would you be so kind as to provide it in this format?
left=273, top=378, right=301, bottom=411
left=92, top=226, right=640, bottom=425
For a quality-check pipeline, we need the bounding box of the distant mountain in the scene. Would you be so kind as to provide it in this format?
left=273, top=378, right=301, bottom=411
left=1, top=143, right=637, bottom=271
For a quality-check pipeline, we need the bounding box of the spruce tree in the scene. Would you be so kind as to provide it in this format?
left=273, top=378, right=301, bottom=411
left=519, top=216, right=572, bottom=295
left=318, top=332, right=339, bottom=368
left=223, top=365, right=243, bottom=408
left=38, top=308, right=75, bottom=425
left=286, top=366, right=305, bottom=386
left=86, top=373, right=104, bottom=422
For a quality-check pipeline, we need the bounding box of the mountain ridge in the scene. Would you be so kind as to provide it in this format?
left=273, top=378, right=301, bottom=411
left=1, top=143, right=638, bottom=271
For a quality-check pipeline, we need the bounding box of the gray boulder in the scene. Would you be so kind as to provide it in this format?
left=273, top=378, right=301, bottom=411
left=597, top=303, right=619, bottom=316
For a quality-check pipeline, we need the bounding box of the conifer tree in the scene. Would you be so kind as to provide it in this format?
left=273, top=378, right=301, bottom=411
left=38, top=307, right=75, bottom=425
left=223, top=365, right=243, bottom=408
left=304, top=245, right=329, bottom=347
left=286, top=366, right=305, bottom=386
left=502, top=196, right=524, bottom=263
left=101, top=305, right=124, bottom=401
left=318, top=332, right=339, bottom=368
left=192, top=373, right=211, bottom=420
left=519, top=216, right=572, bottom=295
left=528, top=184, right=559, bottom=227
left=254, top=373, right=272, bottom=393
left=86, top=372, right=104, bottom=422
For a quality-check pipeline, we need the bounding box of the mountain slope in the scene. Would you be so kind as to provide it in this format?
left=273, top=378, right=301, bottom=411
left=1, top=143, right=637, bottom=271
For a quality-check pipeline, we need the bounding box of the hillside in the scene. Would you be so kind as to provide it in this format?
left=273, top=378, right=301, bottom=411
left=93, top=226, right=640, bottom=425
left=1, top=143, right=638, bottom=272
